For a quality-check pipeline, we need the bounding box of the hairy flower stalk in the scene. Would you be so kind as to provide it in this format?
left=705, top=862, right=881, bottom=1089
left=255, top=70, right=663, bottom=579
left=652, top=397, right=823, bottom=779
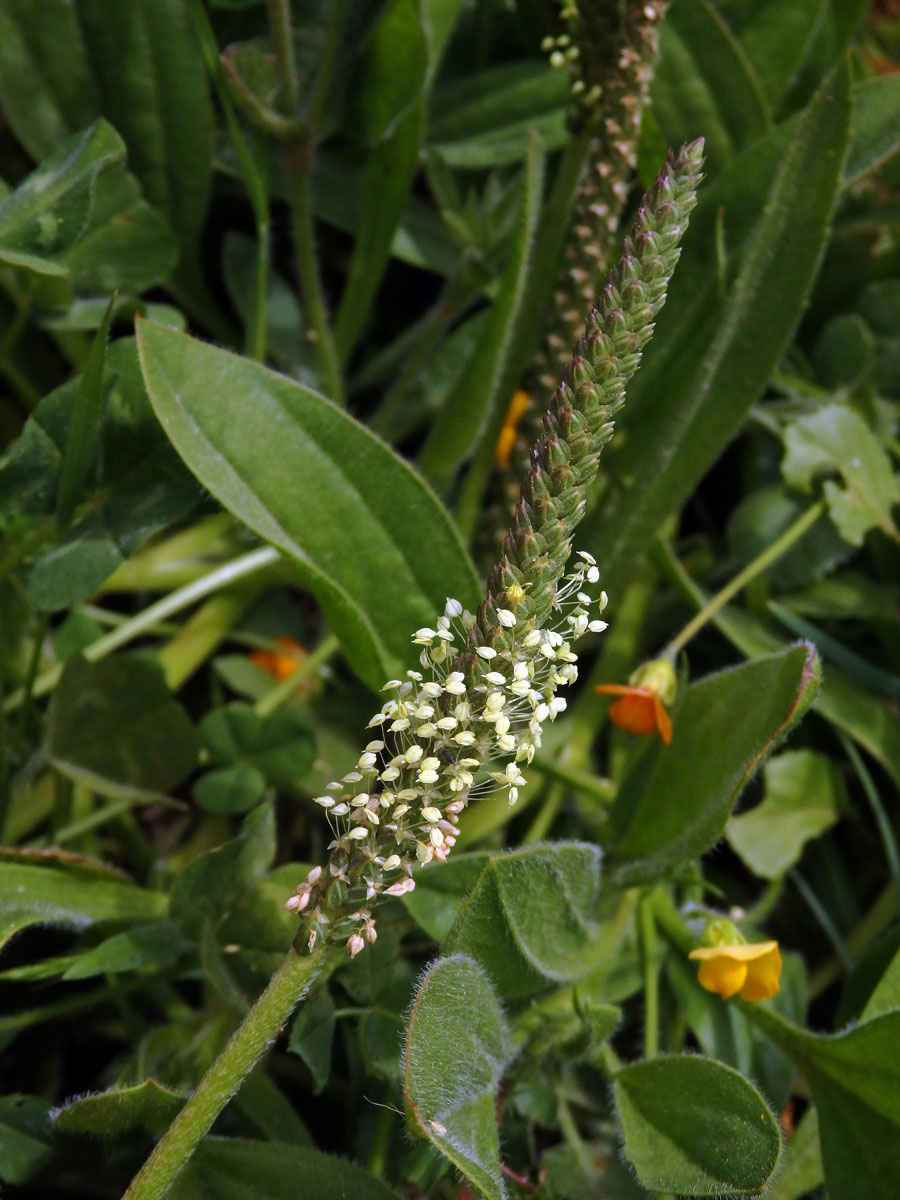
left=287, top=139, right=704, bottom=957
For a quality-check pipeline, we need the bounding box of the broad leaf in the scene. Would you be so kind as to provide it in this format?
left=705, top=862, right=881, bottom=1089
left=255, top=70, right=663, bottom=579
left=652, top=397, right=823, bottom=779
left=167, top=1139, right=401, bottom=1200
left=443, top=842, right=603, bottom=1001
left=748, top=1004, right=900, bottom=1200
left=0, top=1094, right=52, bottom=1185
left=54, top=1080, right=185, bottom=1137
left=62, top=920, right=190, bottom=981
left=402, top=851, right=491, bottom=942
left=0, top=119, right=176, bottom=293
left=136, top=320, right=480, bottom=690
left=0, top=851, right=167, bottom=950
left=199, top=703, right=315, bottom=786
left=404, top=954, right=513, bottom=1200
left=844, top=75, right=900, bottom=186
left=46, top=654, right=199, bottom=800
left=726, top=749, right=843, bottom=879
left=614, top=1055, right=782, bottom=1196
left=781, top=404, right=900, bottom=545
left=287, top=987, right=335, bottom=1095
left=609, top=644, right=821, bottom=884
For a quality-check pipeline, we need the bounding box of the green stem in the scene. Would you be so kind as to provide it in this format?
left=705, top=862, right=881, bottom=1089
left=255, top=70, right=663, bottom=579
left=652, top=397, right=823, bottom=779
left=523, top=780, right=564, bottom=844
left=530, top=754, right=614, bottom=803
left=790, top=869, right=854, bottom=973
left=660, top=500, right=825, bottom=659
left=123, top=943, right=336, bottom=1200
left=2, top=547, right=280, bottom=713
left=639, top=892, right=659, bottom=1058
left=15, top=613, right=50, bottom=738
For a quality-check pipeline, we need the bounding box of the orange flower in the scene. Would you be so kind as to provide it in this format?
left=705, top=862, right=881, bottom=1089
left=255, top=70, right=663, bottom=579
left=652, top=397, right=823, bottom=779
left=494, top=390, right=531, bottom=467
left=250, top=636, right=306, bottom=682
left=595, top=658, right=676, bottom=744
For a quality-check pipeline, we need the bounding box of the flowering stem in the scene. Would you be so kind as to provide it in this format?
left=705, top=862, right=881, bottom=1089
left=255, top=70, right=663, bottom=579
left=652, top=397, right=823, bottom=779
left=123, top=943, right=336, bottom=1200
left=659, top=499, right=826, bottom=660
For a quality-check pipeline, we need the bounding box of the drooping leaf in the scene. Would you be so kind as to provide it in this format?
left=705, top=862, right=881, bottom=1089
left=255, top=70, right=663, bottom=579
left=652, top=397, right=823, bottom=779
left=726, top=749, right=844, bottom=879
left=748, top=1004, right=900, bottom=1200
left=0, top=851, right=167, bottom=950
left=46, top=654, right=199, bottom=801
left=609, top=644, right=821, bottom=885
left=614, top=1055, right=782, bottom=1196
left=0, top=1094, right=53, bottom=1185
left=167, top=1139, right=402, bottom=1200
left=443, top=842, right=603, bottom=1002
left=136, top=320, right=480, bottom=690
left=781, top=404, right=900, bottom=545
left=54, top=1079, right=185, bottom=1138
left=404, top=954, right=513, bottom=1200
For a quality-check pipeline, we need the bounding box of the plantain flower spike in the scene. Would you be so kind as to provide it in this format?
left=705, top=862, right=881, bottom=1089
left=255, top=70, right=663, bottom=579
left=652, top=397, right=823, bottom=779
left=286, top=139, right=705, bottom=956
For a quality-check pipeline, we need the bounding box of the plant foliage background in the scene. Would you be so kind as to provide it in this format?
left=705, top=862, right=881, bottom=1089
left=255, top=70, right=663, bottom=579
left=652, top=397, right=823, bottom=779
left=1, top=1, right=899, bottom=1198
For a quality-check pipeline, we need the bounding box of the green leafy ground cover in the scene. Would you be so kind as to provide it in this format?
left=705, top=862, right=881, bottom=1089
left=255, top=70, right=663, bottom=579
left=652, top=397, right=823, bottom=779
left=0, top=2, right=899, bottom=1198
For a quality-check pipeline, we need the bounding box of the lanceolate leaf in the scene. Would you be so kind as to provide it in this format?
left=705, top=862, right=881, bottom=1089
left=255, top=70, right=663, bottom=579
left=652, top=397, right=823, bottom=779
left=404, top=954, right=514, bottom=1200
left=748, top=1004, right=900, bottom=1200
left=54, top=1080, right=186, bottom=1137
left=614, top=1055, right=782, bottom=1196
left=136, top=320, right=480, bottom=690
left=588, top=59, right=852, bottom=595
left=609, top=643, right=821, bottom=885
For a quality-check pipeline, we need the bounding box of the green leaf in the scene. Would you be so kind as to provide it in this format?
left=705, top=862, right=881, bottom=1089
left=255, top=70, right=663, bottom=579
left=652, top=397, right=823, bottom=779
left=46, top=654, right=199, bottom=801
left=419, top=135, right=544, bottom=475
left=62, top=920, right=190, bottom=981
left=335, top=102, right=424, bottom=366
left=199, top=703, right=315, bottom=786
left=765, top=1107, right=823, bottom=1200
left=287, top=986, right=335, bottom=1095
left=136, top=320, right=480, bottom=690
left=0, top=0, right=99, bottom=159
left=55, top=293, right=115, bottom=529
left=167, top=1139, right=402, bottom=1200
left=781, top=404, right=900, bottom=545
left=443, top=843, right=603, bottom=1002
left=708, top=603, right=900, bottom=790
left=352, top=0, right=427, bottom=144
left=614, top=1055, right=782, bottom=1196
left=653, top=0, right=771, bottom=172
left=716, top=0, right=826, bottom=109
left=748, top=1004, right=900, bottom=1200
left=0, top=852, right=167, bottom=950
left=404, top=954, right=514, bottom=1200
left=402, top=851, right=491, bottom=942
left=193, top=765, right=266, bottom=815
left=54, top=1079, right=185, bottom=1137
left=609, top=644, right=821, bottom=884
left=844, top=75, right=900, bottom=186
left=590, top=60, right=852, bottom=594
left=0, top=119, right=177, bottom=293
left=726, top=749, right=844, bottom=879
left=862, top=941, right=900, bottom=1020
left=169, top=803, right=276, bottom=943
left=73, top=0, right=213, bottom=249
left=0, top=1094, right=52, bottom=1185
left=430, top=61, right=568, bottom=168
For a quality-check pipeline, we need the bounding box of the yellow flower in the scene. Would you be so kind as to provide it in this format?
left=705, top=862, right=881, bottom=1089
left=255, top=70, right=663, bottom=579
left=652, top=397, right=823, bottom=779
left=689, top=939, right=782, bottom=1002
left=494, top=390, right=531, bottom=467
left=595, top=657, right=676, bottom=745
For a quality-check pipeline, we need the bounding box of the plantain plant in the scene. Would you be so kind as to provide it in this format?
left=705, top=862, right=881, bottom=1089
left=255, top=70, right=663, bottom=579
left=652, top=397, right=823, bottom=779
left=1, top=4, right=899, bottom=1200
